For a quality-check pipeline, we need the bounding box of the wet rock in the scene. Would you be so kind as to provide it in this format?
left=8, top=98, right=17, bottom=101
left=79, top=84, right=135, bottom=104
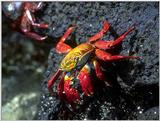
left=136, top=106, right=159, bottom=120
left=2, top=92, right=39, bottom=120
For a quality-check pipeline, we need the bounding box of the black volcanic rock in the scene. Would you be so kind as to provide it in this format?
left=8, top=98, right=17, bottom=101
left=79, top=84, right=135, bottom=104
left=37, top=2, right=159, bottom=120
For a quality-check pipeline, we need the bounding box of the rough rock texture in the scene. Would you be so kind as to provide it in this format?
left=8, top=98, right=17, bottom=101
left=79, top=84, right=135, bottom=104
left=37, top=2, right=159, bottom=120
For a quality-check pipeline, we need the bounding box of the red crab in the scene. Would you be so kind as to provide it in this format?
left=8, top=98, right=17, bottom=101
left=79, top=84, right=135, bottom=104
left=48, top=21, right=139, bottom=105
left=2, top=2, right=48, bottom=41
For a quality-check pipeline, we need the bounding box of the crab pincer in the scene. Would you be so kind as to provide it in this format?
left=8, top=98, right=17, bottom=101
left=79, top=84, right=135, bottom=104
left=64, top=74, right=81, bottom=104
left=77, top=64, right=94, bottom=96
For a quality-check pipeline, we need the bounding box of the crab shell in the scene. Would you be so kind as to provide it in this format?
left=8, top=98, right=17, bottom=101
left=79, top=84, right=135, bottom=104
left=60, top=43, right=94, bottom=72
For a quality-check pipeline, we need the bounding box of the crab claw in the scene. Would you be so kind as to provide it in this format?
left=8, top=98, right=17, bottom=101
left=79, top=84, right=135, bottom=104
left=64, top=74, right=80, bottom=104
left=77, top=64, right=94, bottom=96
left=64, top=73, right=80, bottom=104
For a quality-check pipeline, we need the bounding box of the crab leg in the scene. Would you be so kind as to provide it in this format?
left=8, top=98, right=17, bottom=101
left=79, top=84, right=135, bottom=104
left=92, top=59, right=111, bottom=86
left=24, top=2, right=43, bottom=11
left=77, top=64, right=94, bottom=96
left=20, top=13, right=48, bottom=41
left=95, top=49, right=139, bottom=62
left=57, top=72, right=66, bottom=99
left=88, top=21, right=110, bottom=42
left=94, top=26, right=135, bottom=49
left=64, top=73, right=80, bottom=104
left=32, top=23, right=49, bottom=28
left=22, top=30, right=48, bottom=41
left=48, top=69, right=62, bottom=94
left=56, top=27, right=74, bottom=53
left=25, top=10, right=49, bottom=28
left=33, top=2, right=43, bottom=11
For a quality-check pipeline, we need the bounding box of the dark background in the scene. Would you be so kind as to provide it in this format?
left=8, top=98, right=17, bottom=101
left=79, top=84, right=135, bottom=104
left=2, top=2, right=159, bottom=120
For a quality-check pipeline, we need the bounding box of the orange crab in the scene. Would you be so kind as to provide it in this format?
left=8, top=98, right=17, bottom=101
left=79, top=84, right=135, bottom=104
left=48, top=21, right=138, bottom=105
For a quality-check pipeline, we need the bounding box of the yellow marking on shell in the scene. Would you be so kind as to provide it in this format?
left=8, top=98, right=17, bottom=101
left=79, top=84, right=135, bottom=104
left=69, top=63, right=75, bottom=69
left=60, top=43, right=94, bottom=71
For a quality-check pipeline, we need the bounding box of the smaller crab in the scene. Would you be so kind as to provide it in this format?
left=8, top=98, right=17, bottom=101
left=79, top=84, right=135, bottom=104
left=2, top=2, right=48, bottom=41
left=48, top=21, right=139, bottom=106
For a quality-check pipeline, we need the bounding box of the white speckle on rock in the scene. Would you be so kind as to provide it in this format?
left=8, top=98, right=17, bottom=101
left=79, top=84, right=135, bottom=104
left=137, top=106, right=140, bottom=110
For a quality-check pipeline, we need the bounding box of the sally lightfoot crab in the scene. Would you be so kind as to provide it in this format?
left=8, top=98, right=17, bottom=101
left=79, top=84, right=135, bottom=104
left=2, top=2, right=48, bottom=41
left=48, top=21, right=139, bottom=105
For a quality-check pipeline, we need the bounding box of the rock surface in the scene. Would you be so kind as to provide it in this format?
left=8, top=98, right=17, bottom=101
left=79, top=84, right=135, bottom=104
left=37, top=2, right=159, bottom=120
